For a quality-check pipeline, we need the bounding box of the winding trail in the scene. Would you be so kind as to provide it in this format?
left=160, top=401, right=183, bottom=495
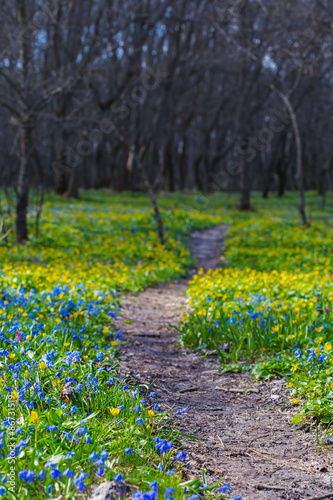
left=118, top=226, right=332, bottom=500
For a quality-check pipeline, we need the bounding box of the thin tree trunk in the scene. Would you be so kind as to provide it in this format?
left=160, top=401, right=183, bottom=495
left=16, top=123, right=29, bottom=242
left=239, top=154, right=251, bottom=210
left=16, top=0, right=30, bottom=242
left=271, top=85, right=307, bottom=225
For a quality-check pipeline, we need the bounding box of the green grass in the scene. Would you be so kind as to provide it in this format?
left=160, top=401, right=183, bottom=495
left=180, top=192, right=333, bottom=438
left=0, top=191, right=237, bottom=499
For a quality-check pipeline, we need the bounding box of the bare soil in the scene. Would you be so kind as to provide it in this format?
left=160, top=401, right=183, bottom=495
left=118, top=226, right=333, bottom=500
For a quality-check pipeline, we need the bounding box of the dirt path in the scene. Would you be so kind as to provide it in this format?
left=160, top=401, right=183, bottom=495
left=118, top=226, right=332, bottom=500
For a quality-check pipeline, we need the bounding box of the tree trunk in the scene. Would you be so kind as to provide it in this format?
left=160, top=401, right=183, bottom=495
left=16, top=123, right=29, bottom=242
left=64, top=170, right=79, bottom=199
left=239, top=155, right=250, bottom=210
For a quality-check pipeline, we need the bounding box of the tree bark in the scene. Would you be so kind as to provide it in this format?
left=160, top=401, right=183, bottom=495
left=16, top=122, right=29, bottom=242
left=272, top=86, right=307, bottom=225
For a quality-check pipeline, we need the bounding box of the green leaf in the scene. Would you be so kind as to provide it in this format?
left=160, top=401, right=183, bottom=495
left=290, top=412, right=304, bottom=424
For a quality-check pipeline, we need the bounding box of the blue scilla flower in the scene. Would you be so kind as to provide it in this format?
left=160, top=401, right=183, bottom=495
left=165, top=488, right=174, bottom=498
left=96, top=467, right=104, bottom=476
left=50, top=467, right=61, bottom=479
left=38, top=470, right=46, bottom=481
left=176, top=451, right=186, bottom=461
left=219, top=482, right=231, bottom=493
left=94, top=459, right=104, bottom=467
left=63, top=468, right=74, bottom=478
left=18, top=470, right=36, bottom=484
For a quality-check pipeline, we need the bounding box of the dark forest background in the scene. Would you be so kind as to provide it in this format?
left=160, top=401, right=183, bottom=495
left=0, top=1, right=333, bottom=240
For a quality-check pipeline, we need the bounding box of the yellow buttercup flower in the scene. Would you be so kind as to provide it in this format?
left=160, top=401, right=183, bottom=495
left=148, top=410, right=155, bottom=417
left=31, top=411, right=39, bottom=423
left=324, top=343, right=332, bottom=352
left=11, top=391, right=19, bottom=400
left=39, top=361, right=47, bottom=370
left=110, top=408, right=120, bottom=417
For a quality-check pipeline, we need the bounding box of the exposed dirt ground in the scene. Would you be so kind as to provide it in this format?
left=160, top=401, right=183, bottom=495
left=118, top=226, right=333, bottom=500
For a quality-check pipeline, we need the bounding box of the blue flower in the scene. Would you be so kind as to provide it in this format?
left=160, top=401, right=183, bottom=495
left=176, top=451, right=186, bottom=461
left=100, top=450, right=108, bottom=460
left=114, top=473, right=123, bottom=482
left=166, top=470, right=175, bottom=475
left=136, top=418, right=144, bottom=426
left=219, top=482, right=231, bottom=493
left=50, top=467, right=61, bottom=479
left=158, top=463, right=164, bottom=472
left=94, top=459, right=104, bottom=466
left=176, top=407, right=188, bottom=414
left=38, top=470, right=46, bottom=481
left=18, top=470, right=36, bottom=484
left=63, top=468, right=74, bottom=478
left=73, top=479, right=87, bottom=492
left=89, top=452, right=99, bottom=461
left=165, top=488, right=175, bottom=498
left=125, top=448, right=132, bottom=455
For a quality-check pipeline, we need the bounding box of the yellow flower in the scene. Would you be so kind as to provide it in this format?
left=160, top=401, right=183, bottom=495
left=8, top=353, right=15, bottom=360
left=324, top=343, right=332, bottom=352
left=286, top=382, right=293, bottom=388
left=110, top=408, right=120, bottom=417
left=110, top=341, right=117, bottom=346
left=24, top=370, right=29, bottom=378
left=11, top=391, right=19, bottom=400
left=292, top=398, right=299, bottom=406
left=26, top=335, right=32, bottom=341
left=39, top=361, right=47, bottom=370
left=64, top=342, right=70, bottom=347
left=148, top=410, right=155, bottom=417
left=103, top=326, right=109, bottom=334
left=52, top=379, right=60, bottom=387
left=31, top=411, right=39, bottom=423
left=292, top=363, right=298, bottom=373
left=331, top=382, right=333, bottom=390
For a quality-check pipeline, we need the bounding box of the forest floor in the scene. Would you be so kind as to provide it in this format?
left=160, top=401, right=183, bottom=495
left=118, top=226, right=333, bottom=500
